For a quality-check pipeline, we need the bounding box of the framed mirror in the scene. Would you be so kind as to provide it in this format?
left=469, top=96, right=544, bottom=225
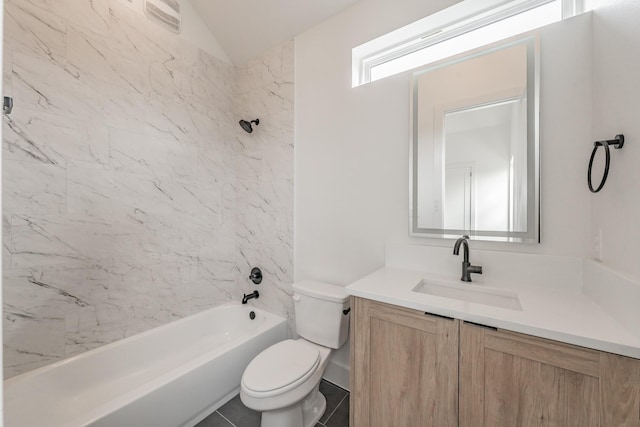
left=410, top=36, right=540, bottom=243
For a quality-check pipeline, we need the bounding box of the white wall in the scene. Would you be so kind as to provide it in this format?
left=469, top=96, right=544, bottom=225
left=296, top=0, right=462, bottom=286
left=295, top=3, right=593, bottom=287
left=591, top=0, right=640, bottom=283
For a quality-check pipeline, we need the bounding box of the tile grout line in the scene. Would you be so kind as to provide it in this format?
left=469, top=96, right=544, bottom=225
left=323, top=392, right=349, bottom=425
left=216, top=410, right=237, bottom=427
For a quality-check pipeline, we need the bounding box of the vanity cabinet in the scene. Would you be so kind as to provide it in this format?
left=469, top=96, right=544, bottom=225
left=460, top=322, right=640, bottom=427
left=350, top=297, right=459, bottom=427
left=350, top=297, right=640, bottom=427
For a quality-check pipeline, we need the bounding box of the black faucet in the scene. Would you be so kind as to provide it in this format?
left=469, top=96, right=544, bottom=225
left=242, top=291, right=260, bottom=304
left=453, top=235, right=483, bottom=282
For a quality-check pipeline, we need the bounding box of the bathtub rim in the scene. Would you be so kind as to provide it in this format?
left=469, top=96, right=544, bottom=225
left=4, top=301, right=286, bottom=426
left=5, top=301, right=284, bottom=384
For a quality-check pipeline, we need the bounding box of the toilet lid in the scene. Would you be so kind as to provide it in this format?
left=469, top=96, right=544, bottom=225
left=243, top=340, right=320, bottom=393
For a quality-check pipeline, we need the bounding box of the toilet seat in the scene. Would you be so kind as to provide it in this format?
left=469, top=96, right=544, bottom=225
left=242, top=339, right=320, bottom=398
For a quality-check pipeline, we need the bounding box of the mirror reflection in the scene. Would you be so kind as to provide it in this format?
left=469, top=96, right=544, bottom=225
left=410, top=37, right=539, bottom=242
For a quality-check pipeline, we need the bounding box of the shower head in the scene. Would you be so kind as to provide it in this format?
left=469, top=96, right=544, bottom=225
left=239, top=119, right=259, bottom=133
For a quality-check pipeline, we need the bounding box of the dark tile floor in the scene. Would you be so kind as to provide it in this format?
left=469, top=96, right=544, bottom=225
left=196, top=379, right=349, bottom=427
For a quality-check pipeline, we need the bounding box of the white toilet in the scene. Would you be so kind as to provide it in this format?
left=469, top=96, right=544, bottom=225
left=240, top=281, right=350, bottom=427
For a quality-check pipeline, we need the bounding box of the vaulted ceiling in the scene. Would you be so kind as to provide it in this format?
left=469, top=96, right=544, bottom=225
left=190, top=0, right=360, bottom=65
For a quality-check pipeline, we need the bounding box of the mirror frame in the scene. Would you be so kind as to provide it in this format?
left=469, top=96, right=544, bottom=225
left=409, top=35, right=540, bottom=243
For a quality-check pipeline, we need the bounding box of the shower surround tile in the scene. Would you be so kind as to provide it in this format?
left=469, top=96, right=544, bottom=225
left=233, top=41, right=295, bottom=332
left=65, top=24, right=150, bottom=96
left=3, top=0, right=294, bottom=378
left=3, top=0, right=67, bottom=61
left=3, top=107, right=109, bottom=167
left=11, top=51, right=149, bottom=131
left=54, top=0, right=111, bottom=36
left=108, top=128, right=200, bottom=179
left=3, top=160, right=67, bottom=215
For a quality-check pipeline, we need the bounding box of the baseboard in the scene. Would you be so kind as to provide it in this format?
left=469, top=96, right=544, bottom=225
left=323, top=359, right=350, bottom=391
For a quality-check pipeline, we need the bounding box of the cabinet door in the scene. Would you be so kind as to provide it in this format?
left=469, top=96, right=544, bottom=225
left=350, top=297, right=459, bottom=427
left=460, top=322, right=640, bottom=427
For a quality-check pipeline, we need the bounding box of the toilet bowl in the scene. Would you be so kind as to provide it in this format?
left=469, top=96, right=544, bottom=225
left=240, top=281, right=349, bottom=427
left=241, top=339, right=331, bottom=427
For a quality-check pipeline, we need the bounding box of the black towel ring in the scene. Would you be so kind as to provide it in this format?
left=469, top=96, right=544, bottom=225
left=588, top=134, right=624, bottom=193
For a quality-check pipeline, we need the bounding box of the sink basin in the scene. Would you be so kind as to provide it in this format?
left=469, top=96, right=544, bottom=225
left=413, top=280, right=522, bottom=311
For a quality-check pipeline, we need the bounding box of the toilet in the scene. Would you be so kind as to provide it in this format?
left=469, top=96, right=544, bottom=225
left=240, top=281, right=350, bottom=427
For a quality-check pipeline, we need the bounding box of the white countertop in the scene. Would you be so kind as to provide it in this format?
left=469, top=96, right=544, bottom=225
left=346, top=267, right=640, bottom=359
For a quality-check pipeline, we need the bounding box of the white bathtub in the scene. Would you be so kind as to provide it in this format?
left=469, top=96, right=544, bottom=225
left=4, top=302, right=287, bottom=427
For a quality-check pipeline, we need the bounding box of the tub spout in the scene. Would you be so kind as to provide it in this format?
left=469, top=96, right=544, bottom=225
left=242, top=291, right=260, bottom=304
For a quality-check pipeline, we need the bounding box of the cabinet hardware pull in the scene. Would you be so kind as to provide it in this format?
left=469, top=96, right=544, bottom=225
left=463, top=320, right=497, bottom=331
left=424, top=312, right=454, bottom=321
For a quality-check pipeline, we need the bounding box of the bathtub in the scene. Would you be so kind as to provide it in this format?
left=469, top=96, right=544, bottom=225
left=4, top=302, right=287, bottom=427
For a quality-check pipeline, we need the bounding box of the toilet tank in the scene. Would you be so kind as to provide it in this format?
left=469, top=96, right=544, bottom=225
left=292, top=281, right=350, bottom=349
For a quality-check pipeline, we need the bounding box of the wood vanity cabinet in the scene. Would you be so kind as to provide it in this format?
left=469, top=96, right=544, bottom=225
left=350, top=297, right=640, bottom=427
left=350, top=297, right=459, bottom=427
left=460, top=322, right=640, bottom=427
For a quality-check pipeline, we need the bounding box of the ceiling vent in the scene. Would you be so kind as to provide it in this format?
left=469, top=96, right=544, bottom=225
left=144, top=0, right=181, bottom=33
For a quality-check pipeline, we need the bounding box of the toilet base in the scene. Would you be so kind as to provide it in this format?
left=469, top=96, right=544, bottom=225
left=260, top=387, right=327, bottom=427
left=302, top=387, right=326, bottom=427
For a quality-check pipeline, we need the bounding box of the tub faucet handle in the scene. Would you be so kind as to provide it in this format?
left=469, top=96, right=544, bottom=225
left=249, top=267, right=262, bottom=284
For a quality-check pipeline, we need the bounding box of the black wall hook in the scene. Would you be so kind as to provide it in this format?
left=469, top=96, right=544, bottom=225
left=594, top=134, right=624, bottom=149
left=588, top=134, right=624, bottom=193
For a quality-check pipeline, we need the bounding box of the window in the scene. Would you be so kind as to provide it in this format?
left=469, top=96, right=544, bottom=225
left=352, top=0, right=590, bottom=87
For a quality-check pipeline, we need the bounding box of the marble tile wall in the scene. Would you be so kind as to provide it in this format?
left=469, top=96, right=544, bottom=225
left=233, top=41, right=295, bottom=332
left=2, top=0, right=294, bottom=377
